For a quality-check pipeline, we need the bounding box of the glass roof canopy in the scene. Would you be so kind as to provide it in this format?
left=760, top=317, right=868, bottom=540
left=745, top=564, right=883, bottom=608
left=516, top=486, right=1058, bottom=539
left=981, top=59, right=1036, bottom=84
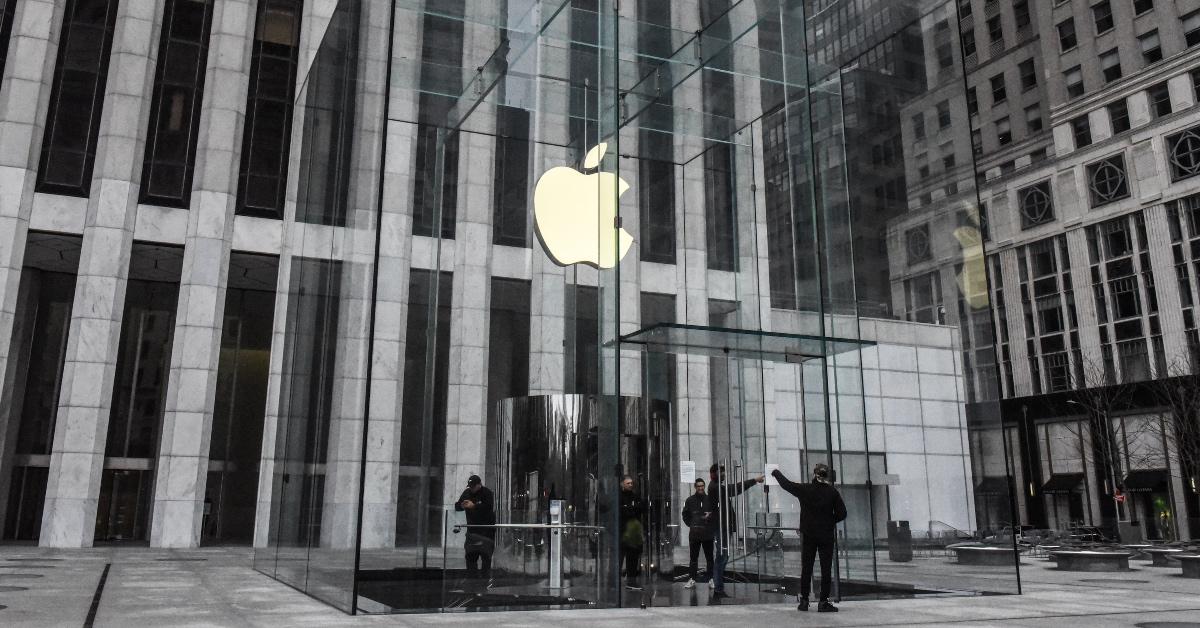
left=379, top=0, right=842, bottom=162
left=613, top=323, right=875, bottom=364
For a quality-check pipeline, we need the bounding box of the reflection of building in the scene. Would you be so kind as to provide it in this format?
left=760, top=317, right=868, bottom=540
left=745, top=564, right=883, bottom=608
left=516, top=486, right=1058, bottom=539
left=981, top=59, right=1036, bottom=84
left=891, top=0, right=1200, bottom=540
left=0, top=0, right=1013, bottom=614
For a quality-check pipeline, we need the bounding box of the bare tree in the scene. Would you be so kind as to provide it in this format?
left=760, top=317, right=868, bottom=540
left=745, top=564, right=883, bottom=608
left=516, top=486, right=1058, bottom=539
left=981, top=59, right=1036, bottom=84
left=1059, top=358, right=1140, bottom=538
left=1143, top=359, right=1200, bottom=494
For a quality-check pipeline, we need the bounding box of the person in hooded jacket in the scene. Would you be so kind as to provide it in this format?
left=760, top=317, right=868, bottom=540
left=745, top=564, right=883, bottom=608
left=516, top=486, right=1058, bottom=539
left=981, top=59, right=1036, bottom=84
left=681, top=477, right=715, bottom=589
left=772, top=463, right=847, bottom=613
left=706, top=464, right=764, bottom=598
left=455, top=474, right=496, bottom=585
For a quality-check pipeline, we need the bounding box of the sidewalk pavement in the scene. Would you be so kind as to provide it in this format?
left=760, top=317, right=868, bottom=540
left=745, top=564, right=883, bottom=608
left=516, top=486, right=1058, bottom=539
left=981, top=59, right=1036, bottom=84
left=1, top=545, right=1198, bottom=627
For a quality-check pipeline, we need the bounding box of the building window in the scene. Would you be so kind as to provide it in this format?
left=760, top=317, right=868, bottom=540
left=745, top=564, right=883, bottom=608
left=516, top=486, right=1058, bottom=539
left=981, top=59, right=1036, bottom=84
left=1093, top=1, right=1114, bottom=34
left=1065, top=66, right=1084, bottom=99
left=0, top=0, right=17, bottom=86
left=493, top=105, right=531, bottom=247
left=918, top=164, right=931, bottom=180
left=1014, top=1, right=1031, bottom=29
left=1087, top=154, right=1130, bottom=206
left=962, top=30, right=977, bottom=58
left=943, top=151, right=957, bottom=171
left=1109, top=99, right=1130, bottom=134
left=1019, top=59, right=1037, bottom=91
left=937, top=101, right=952, bottom=129
left=1193, top=69, right=1200, bottom=103
left=1019, top=181, right=1055, bottom=229
left=991, top=74, right=1007, bottom=104
left=639, top=131, right=675, bottom=263
left=988, top=15, right=1003, bottom=44
left=1138, top=31, right=1162, bottom=64
left=1058, top=19, right=1078, bottom=51
left=959, top=0, right=972, bottom=18
left=937, top=42, right=954, bottom=69
left=907, top=224, right=932, bottom=265
left=1026, top=105, right=1043, bottom=132
left=1167, top=126, right=1200, bottom=181
left=972, top=129, right=983, bottom=155
left=36, top=0, right=121, bottom=196
left=1148, top=82, right=1172, bottom=118
left=996, top=117, right=1012, bottom=145
left=1071, top=115, right=1092, bottom=149
left=1133, top=0, right=1153, bottom=16
left=1100, top=49, right=1121, bottom=83
left=912, top=113, right=925, bottom=140
left=1185, top=11, right=1200, bottom=48
left=139, top=0, right=215, bottom=208
left=236, top=0, right=302, bottom=218
left=967, top=87, right=979, bottom=116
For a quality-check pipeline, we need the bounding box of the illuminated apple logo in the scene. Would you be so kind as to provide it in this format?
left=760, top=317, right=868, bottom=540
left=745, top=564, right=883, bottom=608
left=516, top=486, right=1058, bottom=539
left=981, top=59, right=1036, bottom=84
left=955, top=203, right=988, bottom=309
left=533, top=143, right=633, bottom=269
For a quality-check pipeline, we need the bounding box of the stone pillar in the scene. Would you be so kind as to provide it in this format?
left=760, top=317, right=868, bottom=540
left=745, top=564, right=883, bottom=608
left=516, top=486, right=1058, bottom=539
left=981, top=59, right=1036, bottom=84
left=319, top=0, right=395, bottom=551
left=1064, top=227, right=1105, bottom=376
left=357, top=5, right=423, bottom=551
left=149, top=0, right=256, bottom=550
left=1144, top=204, right=1189, bottom=372
left=527, top=6, right=571, bottom=397
left=674, top=4, right=714, bottom=472
left=0, top=0, right=65, bottom=528
left=254, top=0, right=334, bottom=550
left=440, top=2, right=500, bottom=513
left=41, top=0, right=166, bottom=547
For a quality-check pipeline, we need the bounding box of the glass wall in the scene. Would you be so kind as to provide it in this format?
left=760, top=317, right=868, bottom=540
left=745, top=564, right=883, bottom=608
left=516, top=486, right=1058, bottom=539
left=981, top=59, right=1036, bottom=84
left=256, top=0, right=1020, bottom=614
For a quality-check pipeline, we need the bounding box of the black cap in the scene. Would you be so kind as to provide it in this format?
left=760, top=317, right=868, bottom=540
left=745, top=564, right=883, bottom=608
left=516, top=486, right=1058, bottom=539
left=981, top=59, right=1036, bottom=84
left=467, top=475, right=482, bottom=486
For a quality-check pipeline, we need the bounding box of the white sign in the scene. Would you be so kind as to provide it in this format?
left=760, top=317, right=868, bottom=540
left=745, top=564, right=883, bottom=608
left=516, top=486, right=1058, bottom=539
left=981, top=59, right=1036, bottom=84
left=680, top=460, right=697, bottom=484
left=764, top=463, right=780, bottom=486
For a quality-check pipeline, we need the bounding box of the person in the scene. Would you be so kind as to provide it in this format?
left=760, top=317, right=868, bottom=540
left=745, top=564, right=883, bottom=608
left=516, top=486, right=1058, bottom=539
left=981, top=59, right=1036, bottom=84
left=707, top=464, right=765, bottom=598
left=619, top=475, right=646, bottom=590
left=454, top=474, right=496, bottom=585
left=772, top=463, right=847, bottom=613
left=681, top=477, right=714, bottom=589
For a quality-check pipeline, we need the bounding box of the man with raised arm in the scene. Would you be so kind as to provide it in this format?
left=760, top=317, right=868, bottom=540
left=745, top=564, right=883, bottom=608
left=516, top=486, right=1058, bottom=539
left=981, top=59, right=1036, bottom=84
left=772, top=463, right=847, bottom=613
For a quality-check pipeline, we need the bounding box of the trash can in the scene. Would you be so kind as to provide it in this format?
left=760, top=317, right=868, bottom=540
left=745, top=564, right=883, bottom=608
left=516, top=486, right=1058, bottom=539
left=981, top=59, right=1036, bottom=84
left=888, top=520, right=912, bottom=562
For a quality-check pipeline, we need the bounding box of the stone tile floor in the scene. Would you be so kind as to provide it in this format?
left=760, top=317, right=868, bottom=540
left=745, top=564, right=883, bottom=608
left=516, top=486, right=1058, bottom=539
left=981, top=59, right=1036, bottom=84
left=1, top=545, right=1198, bottom=627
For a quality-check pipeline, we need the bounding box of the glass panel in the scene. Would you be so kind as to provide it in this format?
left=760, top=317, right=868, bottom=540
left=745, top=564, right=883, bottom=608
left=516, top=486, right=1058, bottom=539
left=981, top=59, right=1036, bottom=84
left=250, top=0, right=1021, bottom=614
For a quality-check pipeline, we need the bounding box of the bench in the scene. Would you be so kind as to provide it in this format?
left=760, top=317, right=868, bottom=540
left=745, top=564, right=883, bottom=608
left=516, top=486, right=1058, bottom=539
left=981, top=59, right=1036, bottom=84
left=952, top=545, right=1017, bottom=566
left=1121, top=544, right=1153, bottom=560
left=1143, top=548, right=1185, bottom=567
left=1179, top=554, right=1200, bottom=579
left=1049, top=550, right=1132, bottom=572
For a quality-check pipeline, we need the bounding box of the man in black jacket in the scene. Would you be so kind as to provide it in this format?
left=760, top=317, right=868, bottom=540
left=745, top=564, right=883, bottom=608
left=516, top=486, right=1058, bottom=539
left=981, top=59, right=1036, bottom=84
left=455, top=475, right=496, bottom=584
left=772, top=464, right=847, bottom=612
left=707, top=464, right=764, bottom=597
left=619, top=475, right=645, bottom=590
left=681, top=477, right=714, bottom=589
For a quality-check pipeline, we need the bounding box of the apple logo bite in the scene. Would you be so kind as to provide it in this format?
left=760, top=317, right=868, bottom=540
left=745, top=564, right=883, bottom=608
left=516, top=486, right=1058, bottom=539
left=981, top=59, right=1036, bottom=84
left=533, top=143, right=634, bottom=269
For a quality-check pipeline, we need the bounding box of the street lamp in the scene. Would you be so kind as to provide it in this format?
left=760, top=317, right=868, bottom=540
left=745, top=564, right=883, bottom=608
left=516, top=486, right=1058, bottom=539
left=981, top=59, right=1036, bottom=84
left=1067, top=399, right=1124, bottom=540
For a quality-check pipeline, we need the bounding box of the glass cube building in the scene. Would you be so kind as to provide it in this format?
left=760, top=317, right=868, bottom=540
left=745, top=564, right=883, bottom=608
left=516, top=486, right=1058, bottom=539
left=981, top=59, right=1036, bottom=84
left=250, top=0, right=1017, bottom=612
left=0, top=0, right=1029, bottom=616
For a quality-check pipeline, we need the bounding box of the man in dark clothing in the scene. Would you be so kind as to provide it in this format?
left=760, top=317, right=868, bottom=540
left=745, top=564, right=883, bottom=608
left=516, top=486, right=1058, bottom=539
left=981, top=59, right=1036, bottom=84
left=772, top=464, right=847, bottom=612
left=455, top=474, right=496, bottom=584
left=619, top=475, right=645, bottom=590
left=681, top=477, right=714, bottom=588
left=707, top=464, right=764, bottom=597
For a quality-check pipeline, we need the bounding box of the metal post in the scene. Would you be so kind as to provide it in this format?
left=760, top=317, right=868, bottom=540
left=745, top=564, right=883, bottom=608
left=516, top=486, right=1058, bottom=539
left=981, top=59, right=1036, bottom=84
left=549, top=500, right=564, bottom=589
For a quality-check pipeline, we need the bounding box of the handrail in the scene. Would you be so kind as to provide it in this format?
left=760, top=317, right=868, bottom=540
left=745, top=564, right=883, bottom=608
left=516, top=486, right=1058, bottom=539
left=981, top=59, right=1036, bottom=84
left=451, top=523, right=605, bottom=531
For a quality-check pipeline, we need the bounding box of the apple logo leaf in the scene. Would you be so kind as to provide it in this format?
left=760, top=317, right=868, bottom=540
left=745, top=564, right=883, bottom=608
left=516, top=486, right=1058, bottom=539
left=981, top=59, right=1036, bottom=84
left=582, top=143, right=608, bottom=170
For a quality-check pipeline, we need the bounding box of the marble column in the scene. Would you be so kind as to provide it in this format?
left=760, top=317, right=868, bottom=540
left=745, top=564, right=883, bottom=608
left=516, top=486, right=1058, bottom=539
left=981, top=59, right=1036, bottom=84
left=149, top=0, right=256, bottom=550
left=440, top=2, right=500, bottom=516
left=41, top=0, right=166, bottom=547
left=0, top=0, right=64, bottom=530
left=356, top=5, right=423, bottom=551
